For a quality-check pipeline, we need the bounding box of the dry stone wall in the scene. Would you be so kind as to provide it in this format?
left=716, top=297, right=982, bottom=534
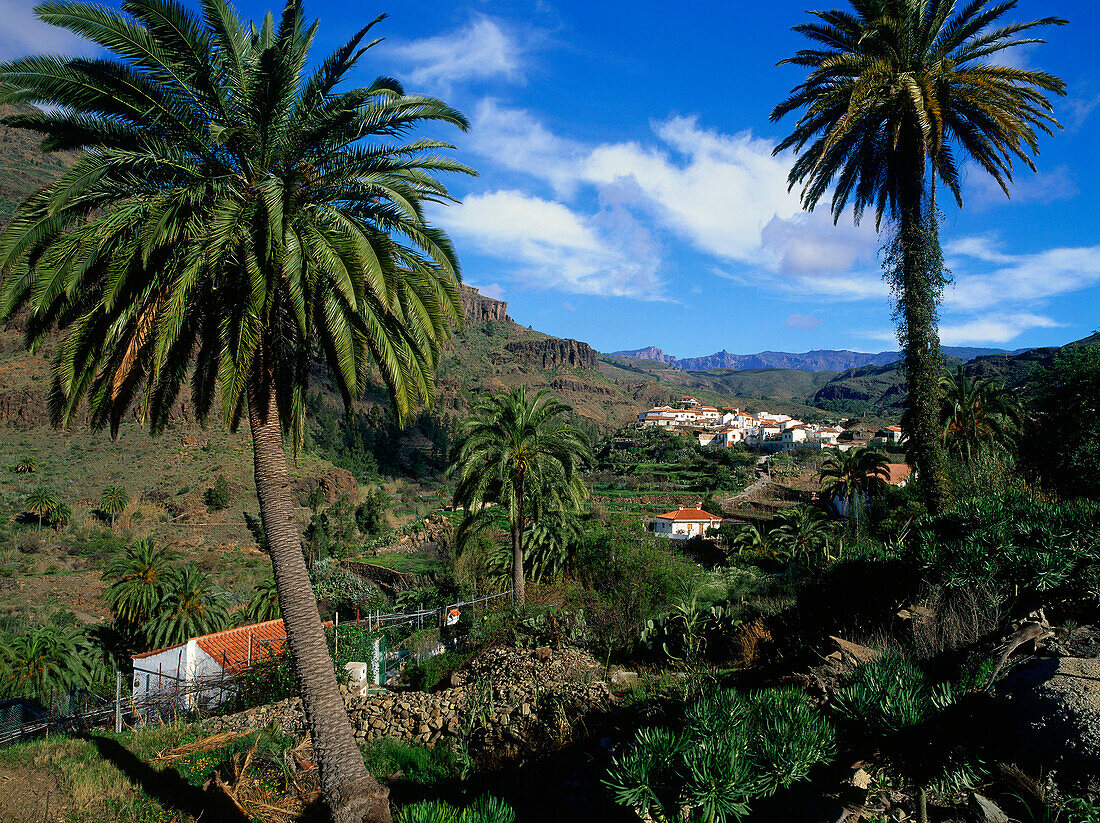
left=203, top=647, right=615, bottom=754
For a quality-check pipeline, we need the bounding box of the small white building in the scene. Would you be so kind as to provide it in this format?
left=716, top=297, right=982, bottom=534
left=131, top=618, right=289, bottom=713
left=647, top=506, right=723, bottom=540
left=882, top=425, right=905, bottom=444
left=781, top=425, right=809, bottom=444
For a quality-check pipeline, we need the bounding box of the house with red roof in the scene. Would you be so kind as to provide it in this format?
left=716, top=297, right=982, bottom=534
left=646, top=506, right=723, bottom=540
left=131, top=618, right=291, bottom=711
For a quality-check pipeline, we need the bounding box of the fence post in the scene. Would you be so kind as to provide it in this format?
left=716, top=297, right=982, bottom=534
left=114, top=670, right=122, bottom=734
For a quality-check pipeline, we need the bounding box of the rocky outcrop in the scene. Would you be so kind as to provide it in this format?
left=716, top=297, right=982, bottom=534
left=459, top=284, right=509, bottom=325
left=1001, top=656, right=1100, bottom=790
left=505, top=338, right=598, bottom=370
left=290, top=467, right=358, bottom=506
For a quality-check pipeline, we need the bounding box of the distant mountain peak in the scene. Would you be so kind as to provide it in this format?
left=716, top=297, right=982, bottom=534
left=609, top=345, right=1015, bottom=372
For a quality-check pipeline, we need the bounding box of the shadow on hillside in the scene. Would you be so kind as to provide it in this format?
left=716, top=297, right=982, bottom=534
left=86, top=734, right=254, bottom=823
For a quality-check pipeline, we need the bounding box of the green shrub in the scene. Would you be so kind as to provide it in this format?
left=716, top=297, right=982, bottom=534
left=831, top=655, right=987, bottom=817
left=396, top=795, right=514, bottom=823
left=913, top=493, right=1100, bottom=616
left=605, top=687, right=835, bottom=822
left=360, top=738, right=460, bottom=785
left=203, top=474, right=231, bottom=511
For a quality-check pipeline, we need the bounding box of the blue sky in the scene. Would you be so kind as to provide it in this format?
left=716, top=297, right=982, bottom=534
left=2, top=0, right=1098, bottom=356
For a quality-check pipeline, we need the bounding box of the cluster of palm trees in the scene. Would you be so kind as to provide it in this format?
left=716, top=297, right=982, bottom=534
left=0, top=0, right=1066, bottom=819
left=105, top=538, right=281, bottom=650
left=728, top=505, right=838, bottom=564
left=105, top=539, right=229, bottom=649
left=22, top=485, right=130, bottom=532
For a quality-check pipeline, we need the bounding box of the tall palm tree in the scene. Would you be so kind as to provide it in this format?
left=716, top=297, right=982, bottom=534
left=940, top=364, right=1023, bottom=462
left=772, top=0, right=1066, bottom=515
left=99, top=485, right=129, bottom=527
left=819, top=447, right=891, bottom=517
left=0, top=2, right=470, bottom=819
left=146, top=565, right=229, bottom=649
left=104, top=538, right=180, bottom=630
left=450, top=388, right=591, bottom=606
left=25, top=486, right=59, bottom=532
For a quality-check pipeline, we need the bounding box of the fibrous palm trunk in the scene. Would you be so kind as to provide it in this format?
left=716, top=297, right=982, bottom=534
left=511, top=471, right=526, bottom=607
left=248, top=376, right=390, bottom=823
left=896, top=141, right=950, bottom=516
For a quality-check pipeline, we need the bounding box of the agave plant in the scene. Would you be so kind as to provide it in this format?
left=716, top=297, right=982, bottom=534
left=832, top=655, right=987, bottom=823
left=606, top=687, right=835, bottom=822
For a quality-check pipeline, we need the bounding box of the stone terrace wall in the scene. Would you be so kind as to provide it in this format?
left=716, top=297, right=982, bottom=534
left=203, top=647, right=614, bottom=753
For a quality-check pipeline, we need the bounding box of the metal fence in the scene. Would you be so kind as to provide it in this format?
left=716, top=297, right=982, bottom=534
left=0, top=590, right=514, bottom=748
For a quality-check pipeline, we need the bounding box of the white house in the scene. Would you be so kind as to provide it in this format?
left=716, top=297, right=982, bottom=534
left=647, top=506, right=723, bottom=540
left=131, top=618, right=290, bottom=713
left=810, top=426, right=843, bottom=445
left=882, top=425, right=905, bottom=444
left=698, top=406, right=720, bottom=423
left=780, top=425, right=809, bottom=444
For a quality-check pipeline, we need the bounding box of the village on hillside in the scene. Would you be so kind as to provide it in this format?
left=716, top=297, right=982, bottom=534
left=637, top=395, right=904, bottom=451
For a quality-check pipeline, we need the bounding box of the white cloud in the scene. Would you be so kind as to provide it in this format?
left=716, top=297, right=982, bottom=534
left=387, top=18, right=523, bottom=93
left=945, top=237, right=1100, bottom=311
left=468, top=99, right=585, bottom=196
left=938, top=314, right=1063, bottom=345
left=582, top=116, right=803, bottom=264
left=441, top=190, right=665, bottom=300
left=0, top=0, right=95, bottom=60
left=786, top=313, right=821, bottom=330
left=967, top=163, right=1079, bottom=208
left=466, top=281, right=505, bottom=300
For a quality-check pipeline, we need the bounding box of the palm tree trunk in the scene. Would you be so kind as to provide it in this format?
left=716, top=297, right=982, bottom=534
left=248, top=377, right=390, bottom=823
left=896, top=143, right=950, bottom=516
left=512, top=471, right=526, bottom=607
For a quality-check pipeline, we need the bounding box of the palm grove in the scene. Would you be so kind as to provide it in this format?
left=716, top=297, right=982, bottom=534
left=0, top=1, right=1081, bottom=823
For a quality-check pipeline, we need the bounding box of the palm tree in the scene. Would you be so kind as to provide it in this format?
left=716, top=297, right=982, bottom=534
left=104, top=538, right=180, bottom=630
left=940, top=364, right=1023, bottom=462
left=0, top=626, right=107, bottom=700
left=46, top=501, right=72, bottom=531
left=245, top=577, right=282, bottom=623
left=99, top=485, right=129, bottom=528
left=13, top=458, right=37, bottom=474
left=772, top=0, right=1066, bottom=515
left=0, top=4, right=470, bottom=816
left=25, top=486, right=58, bottom=532
left=819, top=447, right=891, bottom=518
left=730, top=522, right=777, bottom=558
left=771, top=506, right=833, bottom=563
left=450, top=388, right=591, bottom=606
left=146, top=566, right=229, bottom=649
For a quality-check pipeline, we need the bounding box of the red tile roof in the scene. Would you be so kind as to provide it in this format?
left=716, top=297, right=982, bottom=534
left=655, top=507, right=722, bottom=521
left=882, top=463, right=913, bottom=485
left=133, top=618, right=290, bottom=673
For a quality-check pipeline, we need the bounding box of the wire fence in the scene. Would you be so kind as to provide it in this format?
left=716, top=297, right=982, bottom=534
left=0, top=589, right=514, bottom=749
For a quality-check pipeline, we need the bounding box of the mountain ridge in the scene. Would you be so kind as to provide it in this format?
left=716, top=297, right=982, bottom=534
left=609, top=344, right=1025, bottom=372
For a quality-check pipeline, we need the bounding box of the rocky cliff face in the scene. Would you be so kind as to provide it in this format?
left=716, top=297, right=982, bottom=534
left=609, top=345, right=677, bottom=364
left=459, top=284, right=509, bottom=325
left=505, top=338, right=598, bottom=370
